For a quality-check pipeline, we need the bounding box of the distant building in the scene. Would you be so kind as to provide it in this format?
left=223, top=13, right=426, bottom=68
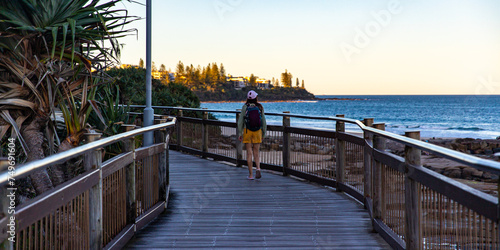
left=152, top=71, right=162, bottom=79
left=256, top=78, right=271, bottom=89
left=151, top=71, right=170, bottom=80
left=227, top=75, right=248, bottom=90
left=224, top=74, right=272, bottom=90
left=120, top=64, right=139, bottom=69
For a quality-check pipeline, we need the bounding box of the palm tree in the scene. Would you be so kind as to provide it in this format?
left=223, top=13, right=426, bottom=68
left=0, top=0, right=137, bottom=194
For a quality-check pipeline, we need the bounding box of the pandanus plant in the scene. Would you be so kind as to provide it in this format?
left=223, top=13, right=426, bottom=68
left=0, top=0, right=137, bottom=194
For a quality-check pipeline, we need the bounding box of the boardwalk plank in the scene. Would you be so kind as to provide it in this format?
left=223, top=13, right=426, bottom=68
left=125, top=151, right=390, bottom=249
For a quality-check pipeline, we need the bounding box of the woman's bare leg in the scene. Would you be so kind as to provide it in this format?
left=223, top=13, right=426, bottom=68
left=252, top=143, right=261, bottom=170
left=245, top=143, right=254, bottom=178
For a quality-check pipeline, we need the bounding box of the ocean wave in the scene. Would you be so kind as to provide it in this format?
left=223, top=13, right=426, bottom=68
left=406, top=125, right=420, bottom=129
left=447, top=127, right=485, bottom=131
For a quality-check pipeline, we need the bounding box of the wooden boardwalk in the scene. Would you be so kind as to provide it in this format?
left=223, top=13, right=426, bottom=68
left=125, top=151, right=390, bottom=249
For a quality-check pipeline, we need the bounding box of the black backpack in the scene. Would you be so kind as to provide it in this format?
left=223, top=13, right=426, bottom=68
left=245, top=104, right=262, bottom=131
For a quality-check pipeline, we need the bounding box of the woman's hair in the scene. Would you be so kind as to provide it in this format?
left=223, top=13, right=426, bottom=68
left=246, top=97, right=263, bottom=111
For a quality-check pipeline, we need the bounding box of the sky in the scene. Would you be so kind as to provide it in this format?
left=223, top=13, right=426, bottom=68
left=114, top=0, right=500, bottom=95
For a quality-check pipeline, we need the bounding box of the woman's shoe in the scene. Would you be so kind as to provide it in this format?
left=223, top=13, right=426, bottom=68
left=247, top=176, right=254, bottom=180
left=255, top=170, right=261, bottom=179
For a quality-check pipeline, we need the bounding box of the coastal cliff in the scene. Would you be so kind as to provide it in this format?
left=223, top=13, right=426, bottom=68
left=195, top=87, right=315, bottom=102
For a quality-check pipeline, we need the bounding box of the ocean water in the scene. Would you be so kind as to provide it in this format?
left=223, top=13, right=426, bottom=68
left=200, top=95, right=500, bottom=139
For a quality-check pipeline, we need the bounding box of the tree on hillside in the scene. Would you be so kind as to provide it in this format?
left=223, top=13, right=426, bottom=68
left=160, top=64, right=166, bottom=72
left=281, top=69, right=292, bottom=88
left=194, top=65, right=202, bottom=88
left=249, top=74, right=257, bottom=87
left=302, top=79, right=305, bottom=89
left=176, top=60, right=185, bottom=76
left=185, top=64, right=193, bottom=87
left=219, top=63, right=226, bottom=84
left=107, top=67, right=200, bottom=108
left=296, top=78, right=299, bottom=87
left=210, top=63, right=219, bottom=86
left=139, top=58, right=144, bottom=68
left=202, top=63, right=211, bottom=86
left=152, top=61, right=157, bottom=72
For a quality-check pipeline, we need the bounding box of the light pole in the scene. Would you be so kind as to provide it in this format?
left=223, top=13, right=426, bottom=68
left=143, top=0, right=154, bottom=146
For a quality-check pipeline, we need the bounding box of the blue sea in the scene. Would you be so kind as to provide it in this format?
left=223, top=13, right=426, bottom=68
left=201, top=95, right=500, bottom=139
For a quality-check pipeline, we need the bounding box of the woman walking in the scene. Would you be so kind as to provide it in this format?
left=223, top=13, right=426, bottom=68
left=238, top=90, right=267, bottom=180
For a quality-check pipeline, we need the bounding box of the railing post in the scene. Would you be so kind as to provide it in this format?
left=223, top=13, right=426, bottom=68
left=121, top=125, right=137, bottom=225
left=404, top=131, right=422, bottom=250
left=84, top=132, right=103, bottom=249
left=176, top=109, right=183, bottom=150
left=363, top=118, right=374, bottom=204
left=282, top=111, right=291, bottom=176
left=335, top=114, right=345, bottom=192
left=236, top=109, right=242, bottom=167
left=154, top=119, right=168, bottom=202
left=372, top=123, right=385, bottom=223
left=202, top=110, right=209, bottom=158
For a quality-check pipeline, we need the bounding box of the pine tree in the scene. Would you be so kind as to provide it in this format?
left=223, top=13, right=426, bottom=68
left=193, top=65, right=202, bottom=88
left=139, top=58, right=144, bottom=68
left=281, top=69, right=292, bottom=88
left=152, top=61, right=157, bottom=72
left=210, top=63, right=219, bottom=86
left=249, top=74, right=257, bottom=87
left=296, top=78, right=299, bottom=87
left=160, top=64, right=166, bottom=72
left=176, top=61, right=185, bottom=76
left=203, top=64, right=210, bottom=86
left=219, top=63, right=226, bottom=84
left=301, top=79, right=305, bottom=89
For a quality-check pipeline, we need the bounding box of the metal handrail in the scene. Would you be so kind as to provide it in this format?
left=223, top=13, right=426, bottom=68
left=0, top=119, right=176, bottom=185
left=128, top=105, right=363, bottom=122
left=130, top=105, right=500, bottom=175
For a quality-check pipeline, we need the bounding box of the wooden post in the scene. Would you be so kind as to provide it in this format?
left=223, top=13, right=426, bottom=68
left=363, top=118, right=374, bottom=203
left=154, top=119, right=166, bottom=143
left=236, top=109, right=242, bottom=167
left=176, top=109, right=183, bottom=150
left=404, top=131, right=422, bottom=250
left=282, top=111, right=291, bottom=176
left=154, top=119, right=168, bottom=201
left=165, top=132, right=170, bottom=204
left=372, top=123, right=385, bottom=222
left=335, top=114, right=345, bottom=192
left=121, top=125, right=137, bottom=225
left=202, top=110, right=209, bottom=158
left=84, top=133, right=103, bottom=249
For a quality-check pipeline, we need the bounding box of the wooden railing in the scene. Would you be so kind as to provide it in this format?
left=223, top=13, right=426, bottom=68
left=0, top=118, right=175, bottom=250
left=148, top=106, right=500, bottom=250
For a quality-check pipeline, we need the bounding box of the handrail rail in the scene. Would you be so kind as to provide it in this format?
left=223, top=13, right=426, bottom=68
left=129, top=105, right=500, bottom=175
left=0, top=118, right=176, bottom=186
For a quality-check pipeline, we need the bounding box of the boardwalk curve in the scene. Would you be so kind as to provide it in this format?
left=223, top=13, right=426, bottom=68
left=125, top=151, right=390, bottom=249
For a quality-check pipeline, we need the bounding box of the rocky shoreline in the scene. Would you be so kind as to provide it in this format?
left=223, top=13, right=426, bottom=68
left=211, top=132, right=500, bottom=196
left=316, top=97, right=366, bottom=101
left=385, top=137, right=500, bottom=196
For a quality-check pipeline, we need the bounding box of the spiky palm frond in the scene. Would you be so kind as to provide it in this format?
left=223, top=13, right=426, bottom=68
left=0, top=0, right=137, bottom=156
left=0, top=0, right=137, bottom=65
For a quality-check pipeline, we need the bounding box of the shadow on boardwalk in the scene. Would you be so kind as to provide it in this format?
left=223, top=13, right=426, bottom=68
left=126, top=151, right=390, bottom=249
